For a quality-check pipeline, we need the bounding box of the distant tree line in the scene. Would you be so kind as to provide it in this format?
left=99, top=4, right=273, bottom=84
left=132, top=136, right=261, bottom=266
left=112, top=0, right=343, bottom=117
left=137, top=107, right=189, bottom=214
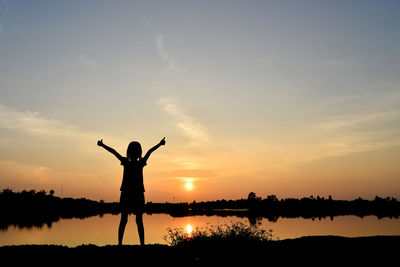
left=1, top=189, right=399, bottom=229
left=147, top=192, right=400, bottom=221
left=0, top=189, right=118, bottom=229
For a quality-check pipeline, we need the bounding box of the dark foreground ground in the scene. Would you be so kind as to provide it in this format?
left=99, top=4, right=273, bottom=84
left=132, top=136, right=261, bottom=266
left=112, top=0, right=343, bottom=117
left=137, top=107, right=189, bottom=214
left=1, top=236, right=399, bottom=265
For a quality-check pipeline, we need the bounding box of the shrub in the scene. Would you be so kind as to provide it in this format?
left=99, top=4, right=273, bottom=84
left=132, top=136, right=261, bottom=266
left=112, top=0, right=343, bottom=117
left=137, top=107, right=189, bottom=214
left=164, top=221, right=276, bottom=247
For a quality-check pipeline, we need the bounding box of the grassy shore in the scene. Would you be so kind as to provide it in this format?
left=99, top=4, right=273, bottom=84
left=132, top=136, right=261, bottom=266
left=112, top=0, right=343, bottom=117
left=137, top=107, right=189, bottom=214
left=1, top=236, right=399, bottom=265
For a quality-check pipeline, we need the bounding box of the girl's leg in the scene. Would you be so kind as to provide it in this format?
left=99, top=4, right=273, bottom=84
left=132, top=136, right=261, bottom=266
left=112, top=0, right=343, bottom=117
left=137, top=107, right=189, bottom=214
left=136, top=213, right=145, bottom=245
left=118, top=211, right=128, bottom=245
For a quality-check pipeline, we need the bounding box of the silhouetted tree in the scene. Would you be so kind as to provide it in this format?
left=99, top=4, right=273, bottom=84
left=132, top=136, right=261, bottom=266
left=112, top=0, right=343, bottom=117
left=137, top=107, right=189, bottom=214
left=248, top=192, right=261, bottom=201
left=266, top=195, right=278, bottom=202
left=248, top=192, right=256, bottom=201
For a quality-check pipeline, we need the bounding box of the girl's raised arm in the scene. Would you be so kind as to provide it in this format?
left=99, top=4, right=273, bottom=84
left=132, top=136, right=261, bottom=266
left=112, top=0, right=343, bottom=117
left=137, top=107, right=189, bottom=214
left=143, top=137, right=166, bottom=162
left=97, top=139, right=124, bottom=161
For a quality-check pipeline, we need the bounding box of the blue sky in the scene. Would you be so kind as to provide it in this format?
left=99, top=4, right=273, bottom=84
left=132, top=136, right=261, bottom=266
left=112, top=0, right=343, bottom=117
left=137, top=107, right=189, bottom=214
left=1, top=0, right=400, bottom=201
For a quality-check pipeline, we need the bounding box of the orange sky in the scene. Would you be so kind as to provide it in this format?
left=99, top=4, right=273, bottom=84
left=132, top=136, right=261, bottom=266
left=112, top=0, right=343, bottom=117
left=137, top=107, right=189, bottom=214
left=1, top=1, right=400, bottom=202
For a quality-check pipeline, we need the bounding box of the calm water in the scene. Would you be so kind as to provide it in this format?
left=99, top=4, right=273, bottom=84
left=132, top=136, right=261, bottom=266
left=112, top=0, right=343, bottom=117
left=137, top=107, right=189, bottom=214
left=1, top=214, right=400, bottom=246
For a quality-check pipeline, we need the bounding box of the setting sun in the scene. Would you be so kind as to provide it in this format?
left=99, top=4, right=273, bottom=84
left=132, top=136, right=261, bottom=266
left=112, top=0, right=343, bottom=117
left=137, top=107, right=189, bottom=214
left=185, top=182, right=194, bottom=191
left=186, top=224, right=193, bottom=234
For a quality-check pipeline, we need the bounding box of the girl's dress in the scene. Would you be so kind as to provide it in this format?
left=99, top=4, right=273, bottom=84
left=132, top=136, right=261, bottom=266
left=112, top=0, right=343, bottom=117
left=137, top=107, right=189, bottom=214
left=119, top=157, right=147, bottom=214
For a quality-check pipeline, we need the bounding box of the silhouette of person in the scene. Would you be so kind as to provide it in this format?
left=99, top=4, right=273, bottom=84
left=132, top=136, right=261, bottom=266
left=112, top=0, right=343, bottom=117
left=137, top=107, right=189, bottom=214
left=97, top=137, right=166, bottom=245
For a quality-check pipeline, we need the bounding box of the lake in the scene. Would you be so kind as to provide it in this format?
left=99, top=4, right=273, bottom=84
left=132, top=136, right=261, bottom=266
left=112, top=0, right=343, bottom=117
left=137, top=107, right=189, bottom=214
left=1, top=214, right=400, bottom=246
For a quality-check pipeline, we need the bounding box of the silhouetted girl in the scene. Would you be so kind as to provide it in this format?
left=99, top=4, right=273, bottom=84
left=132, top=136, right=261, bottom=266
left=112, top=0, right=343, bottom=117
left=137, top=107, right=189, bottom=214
left=97, top=137, right=166, bottom=245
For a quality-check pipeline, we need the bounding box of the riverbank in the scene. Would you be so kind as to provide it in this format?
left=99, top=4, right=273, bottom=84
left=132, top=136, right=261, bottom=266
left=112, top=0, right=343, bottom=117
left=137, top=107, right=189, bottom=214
left=1, top=235, right=398, bottom=265
left=2, top=190, right=399, bottom=230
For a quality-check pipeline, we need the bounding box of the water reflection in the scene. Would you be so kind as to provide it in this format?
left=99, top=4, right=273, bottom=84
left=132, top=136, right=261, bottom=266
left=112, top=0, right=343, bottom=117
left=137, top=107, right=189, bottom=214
left=186, top=224, right=193, bottom=239
left=248, top=215, right=263, bottom=225
left=1, top=214, right=400, bottom=246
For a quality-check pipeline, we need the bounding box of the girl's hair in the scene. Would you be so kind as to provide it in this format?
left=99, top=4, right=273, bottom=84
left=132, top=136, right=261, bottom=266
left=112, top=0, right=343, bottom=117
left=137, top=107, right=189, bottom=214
left=127, top=141, right=142, bottom=160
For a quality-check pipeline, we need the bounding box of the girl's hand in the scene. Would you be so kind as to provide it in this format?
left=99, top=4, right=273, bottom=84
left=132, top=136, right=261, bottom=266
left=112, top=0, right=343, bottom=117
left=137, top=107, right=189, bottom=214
left=97, top=139, right=104, bottom=146
left=159, top=137, right=166, bottom=146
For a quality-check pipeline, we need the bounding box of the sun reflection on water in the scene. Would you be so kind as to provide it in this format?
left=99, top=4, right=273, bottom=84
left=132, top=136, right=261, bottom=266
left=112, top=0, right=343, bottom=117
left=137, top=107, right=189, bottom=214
left=186, top=224, right=193, bottom=238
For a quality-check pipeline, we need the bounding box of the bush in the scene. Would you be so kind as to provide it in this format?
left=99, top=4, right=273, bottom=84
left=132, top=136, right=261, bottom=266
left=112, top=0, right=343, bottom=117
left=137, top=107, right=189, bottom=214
left=164, top=221, right=276, bottom=247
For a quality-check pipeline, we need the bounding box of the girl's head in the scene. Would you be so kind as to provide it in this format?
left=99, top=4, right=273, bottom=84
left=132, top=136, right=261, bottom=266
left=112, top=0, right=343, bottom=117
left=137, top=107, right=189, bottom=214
left=127, top=141, right=142, bottom=160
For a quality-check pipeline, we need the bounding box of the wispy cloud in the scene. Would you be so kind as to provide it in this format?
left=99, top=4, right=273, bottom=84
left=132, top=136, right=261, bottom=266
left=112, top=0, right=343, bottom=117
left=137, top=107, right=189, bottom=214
left=158, top=168, right=216, bottom=179
left=315, top=110, right=400, bottom=131
left=0, top=104, right=125, bottom=154
left=79, top=54, right=97, bottom=67
left=153, top=34, right=178, bottom=71
left=311, top=110, right=400, bottom=157
left=0, top=104, right=82, bottom=137
left=0, top=104, right=110, bottom=145
left=0, top=160, right=51, bottom=187
left=158, top=97, right=209, bottom=143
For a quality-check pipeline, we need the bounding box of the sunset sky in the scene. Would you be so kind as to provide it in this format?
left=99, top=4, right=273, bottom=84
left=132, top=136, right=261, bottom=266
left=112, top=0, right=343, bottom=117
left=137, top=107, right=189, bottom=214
left=1, top=1, right=399, bottom=202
